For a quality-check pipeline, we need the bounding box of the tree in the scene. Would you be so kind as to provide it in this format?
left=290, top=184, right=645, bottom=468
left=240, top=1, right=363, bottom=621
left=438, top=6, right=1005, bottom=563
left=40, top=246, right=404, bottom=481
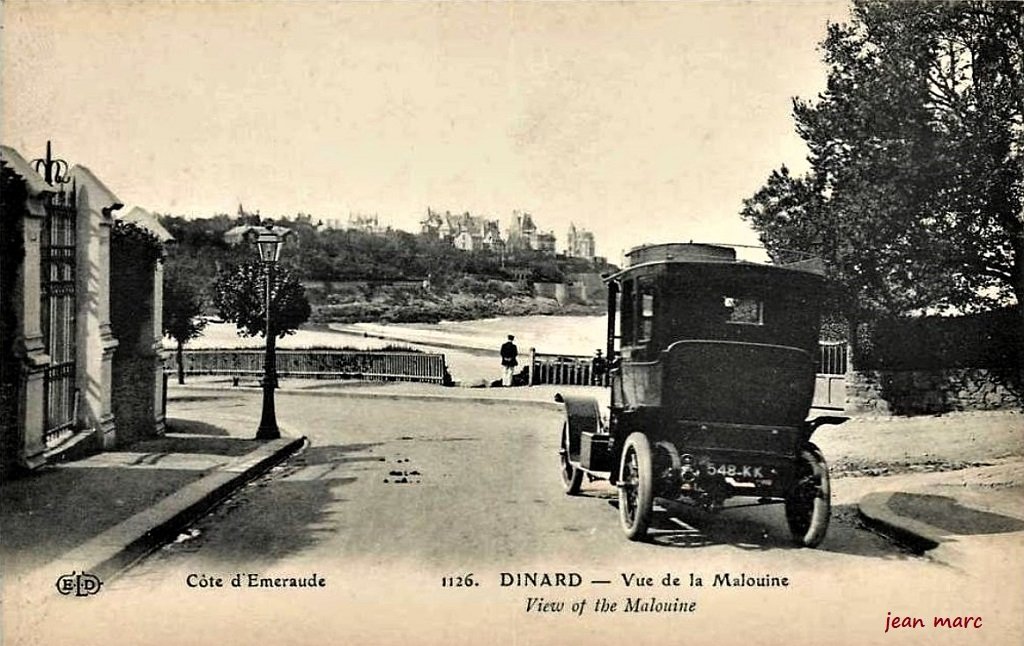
left=742, top=1, right=1023, bottom=333
left=163, top=267, right=208, bottom=385
left=213, top=260, right=311, bottom=365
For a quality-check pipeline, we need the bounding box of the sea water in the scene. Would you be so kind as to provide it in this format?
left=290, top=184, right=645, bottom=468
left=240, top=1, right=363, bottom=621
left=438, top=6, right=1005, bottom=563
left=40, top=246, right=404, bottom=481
left=178, top=315, right=606, bottom=357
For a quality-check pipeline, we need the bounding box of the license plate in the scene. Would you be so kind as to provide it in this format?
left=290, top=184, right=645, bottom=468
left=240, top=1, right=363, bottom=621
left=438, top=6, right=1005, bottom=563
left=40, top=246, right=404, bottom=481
left=706, top=463, right=764, bottom=479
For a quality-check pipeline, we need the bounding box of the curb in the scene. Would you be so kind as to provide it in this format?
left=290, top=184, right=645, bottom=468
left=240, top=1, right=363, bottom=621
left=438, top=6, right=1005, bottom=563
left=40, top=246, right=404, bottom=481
left=857, top=491, right=942, bottom=554
left=171, top=384, right=567, bottom=409
left=53, top=435, right=307, bottom=582
left=277, top=387, right=565, bottom=409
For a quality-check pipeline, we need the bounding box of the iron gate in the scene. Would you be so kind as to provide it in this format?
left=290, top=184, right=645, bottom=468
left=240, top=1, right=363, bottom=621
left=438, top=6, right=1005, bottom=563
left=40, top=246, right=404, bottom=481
left=41, top=188, right=78, bottom=447
left=813, top=341, right=847, bottom=410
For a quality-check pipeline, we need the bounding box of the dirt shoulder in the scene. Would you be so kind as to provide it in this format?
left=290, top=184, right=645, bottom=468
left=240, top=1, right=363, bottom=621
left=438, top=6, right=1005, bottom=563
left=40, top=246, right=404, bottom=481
left=815, top=409, right=1023, bottom=488
left=819, top=411, right=1019, bottom=518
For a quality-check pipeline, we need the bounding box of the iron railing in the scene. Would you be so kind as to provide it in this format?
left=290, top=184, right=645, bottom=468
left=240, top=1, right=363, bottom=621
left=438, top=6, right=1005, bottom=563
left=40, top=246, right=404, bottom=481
left=530, top=352, right=610, bottom=387
left=41, top=192, right=78, bottom=446
left=168, top=348, right=448, bottom=384
left=530, top=342, right=847, bottom=388
left=818, top=341, right=847, bottom=375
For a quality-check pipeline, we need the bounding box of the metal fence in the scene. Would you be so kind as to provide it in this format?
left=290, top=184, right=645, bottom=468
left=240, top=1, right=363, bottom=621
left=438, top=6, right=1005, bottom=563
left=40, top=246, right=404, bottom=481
left=529, top=352, right=610, bottom=387
left=529, top=342, right=848, bottom=389
left=818, top=341, right=847, bottom=375
left=167, top=348, right=448, bottom=384
left=41, top=191, right=78, bottom=447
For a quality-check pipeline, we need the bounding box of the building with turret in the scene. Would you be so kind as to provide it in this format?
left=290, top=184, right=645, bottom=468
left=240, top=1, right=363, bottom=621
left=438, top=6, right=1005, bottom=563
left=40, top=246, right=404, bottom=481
left=507, top=210, right=556, bottom=255
left=566, top=222, right=596, bottom=259
left=421, top=208, right=503, bottom=252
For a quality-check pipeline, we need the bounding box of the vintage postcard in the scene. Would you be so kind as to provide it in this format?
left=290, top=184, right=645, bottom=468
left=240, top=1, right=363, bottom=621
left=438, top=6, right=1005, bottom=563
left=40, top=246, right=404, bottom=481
left=2, top=1, right=1021, bottom=645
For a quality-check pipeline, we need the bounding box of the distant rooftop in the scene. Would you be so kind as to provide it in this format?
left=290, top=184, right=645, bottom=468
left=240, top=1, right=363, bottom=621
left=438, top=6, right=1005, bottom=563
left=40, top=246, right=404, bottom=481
left=120, top=206, right=174, bottom=242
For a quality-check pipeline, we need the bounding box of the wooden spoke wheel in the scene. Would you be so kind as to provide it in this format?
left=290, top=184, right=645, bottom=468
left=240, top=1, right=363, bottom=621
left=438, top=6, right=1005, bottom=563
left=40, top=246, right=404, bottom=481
left=559, top=422, right=584, bottom=495
left=618, top=432, right=655, bottom=541
left=785, top=443, right=831, bottom=548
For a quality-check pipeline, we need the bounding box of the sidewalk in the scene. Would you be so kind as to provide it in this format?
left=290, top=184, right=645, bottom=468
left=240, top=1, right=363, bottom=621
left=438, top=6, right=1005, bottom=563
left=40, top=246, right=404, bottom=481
left=852, top=458, right=1024, bottom=567
left=0, top=418, right=304, bottom=587
left=814, top=409, right=1024, bottom=566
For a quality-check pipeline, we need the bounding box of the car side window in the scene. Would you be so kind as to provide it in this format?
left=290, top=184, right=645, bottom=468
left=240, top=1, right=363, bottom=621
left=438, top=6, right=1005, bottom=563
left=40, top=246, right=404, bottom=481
left=620, top=280, right=634, bottom=346
left=638, top=279, right=655, bottom=344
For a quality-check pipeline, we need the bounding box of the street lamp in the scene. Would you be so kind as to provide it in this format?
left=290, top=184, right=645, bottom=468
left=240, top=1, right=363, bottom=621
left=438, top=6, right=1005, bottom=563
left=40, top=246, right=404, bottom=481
left=255, top=223, right=284, bottom=439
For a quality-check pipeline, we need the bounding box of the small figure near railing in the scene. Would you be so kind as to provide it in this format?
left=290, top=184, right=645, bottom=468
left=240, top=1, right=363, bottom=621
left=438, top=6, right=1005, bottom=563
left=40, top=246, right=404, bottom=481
left=500, top=334, right=518, bottom=387
left=590, top=349, right=607, bottom=383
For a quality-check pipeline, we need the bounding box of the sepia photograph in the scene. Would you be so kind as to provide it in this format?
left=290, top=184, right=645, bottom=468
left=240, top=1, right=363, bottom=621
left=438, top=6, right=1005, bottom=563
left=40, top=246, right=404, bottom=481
left=1, top=1, right=1021, bottom=644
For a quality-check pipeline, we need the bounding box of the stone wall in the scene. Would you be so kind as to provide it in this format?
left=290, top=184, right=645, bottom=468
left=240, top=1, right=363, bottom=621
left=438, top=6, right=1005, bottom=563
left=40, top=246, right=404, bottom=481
left=111, top=352, right=157, bottom=445
left=109, top=224, right=163, bottom=446
left=847, top=368, right=1022, bottom=415
left=0, top=382, right=20, bottom=479
left=533, top=282, right=561, bottom=300
left=534, top=281, right=592, bottom=305
left=566, top=272, right=609, bottom=304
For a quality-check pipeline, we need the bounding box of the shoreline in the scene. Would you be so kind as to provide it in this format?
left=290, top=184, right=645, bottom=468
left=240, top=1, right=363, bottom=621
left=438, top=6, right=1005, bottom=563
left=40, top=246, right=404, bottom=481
left=311, top=323, right=503, bottom=357
left=309, top=295, right=606, bottom=328
left=175, top=316, right=608, bottom=385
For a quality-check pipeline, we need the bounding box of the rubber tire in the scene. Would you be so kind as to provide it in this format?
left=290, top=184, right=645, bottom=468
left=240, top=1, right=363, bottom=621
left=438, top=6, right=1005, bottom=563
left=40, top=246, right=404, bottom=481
left=559, top=422, right=584, bottom=495
left=619, top=432, right=655, bottom=541
left=785, top=443, right=831, bottom=548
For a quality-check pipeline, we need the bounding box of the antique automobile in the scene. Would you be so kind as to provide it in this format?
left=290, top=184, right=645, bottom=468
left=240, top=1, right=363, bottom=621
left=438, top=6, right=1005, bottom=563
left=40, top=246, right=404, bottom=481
left=556, top=242, right=846, bottom=546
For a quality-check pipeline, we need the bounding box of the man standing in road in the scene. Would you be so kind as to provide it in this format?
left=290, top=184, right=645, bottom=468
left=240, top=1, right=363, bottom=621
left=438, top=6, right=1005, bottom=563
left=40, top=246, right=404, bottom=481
left=500, top=334, right=518, bottom=387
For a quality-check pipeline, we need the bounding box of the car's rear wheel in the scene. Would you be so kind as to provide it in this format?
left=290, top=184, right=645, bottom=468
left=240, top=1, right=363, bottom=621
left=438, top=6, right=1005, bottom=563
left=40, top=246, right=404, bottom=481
left=785, top=443, right=831, bottom=547
left=619, top=432, right=654, bottom=541
left=559, top=422, right=584, bottom=495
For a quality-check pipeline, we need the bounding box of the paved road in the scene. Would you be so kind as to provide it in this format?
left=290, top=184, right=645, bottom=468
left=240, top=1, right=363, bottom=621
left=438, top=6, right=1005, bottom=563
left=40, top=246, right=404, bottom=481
left=66, top=394, right=1023, bottom=645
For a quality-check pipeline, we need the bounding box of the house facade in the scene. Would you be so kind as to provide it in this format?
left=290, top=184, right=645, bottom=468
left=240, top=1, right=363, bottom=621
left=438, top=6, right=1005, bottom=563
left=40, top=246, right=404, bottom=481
left=566, top=222, right=596, bottom=259
left=422, top=208, right=502, bottom=252
left=420, top=207, right=557, bottom=255
left=507, top=210, right=556, bottom=255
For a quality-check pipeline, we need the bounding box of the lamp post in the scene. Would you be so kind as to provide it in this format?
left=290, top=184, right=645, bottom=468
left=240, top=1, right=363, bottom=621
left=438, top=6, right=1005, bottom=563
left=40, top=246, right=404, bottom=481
left=255, top=224, right=284, bottom=440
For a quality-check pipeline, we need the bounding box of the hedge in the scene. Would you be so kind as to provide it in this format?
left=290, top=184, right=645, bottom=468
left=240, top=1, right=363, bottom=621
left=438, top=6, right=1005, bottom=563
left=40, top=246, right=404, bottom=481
left=856, top=308, right=1021, bottom=371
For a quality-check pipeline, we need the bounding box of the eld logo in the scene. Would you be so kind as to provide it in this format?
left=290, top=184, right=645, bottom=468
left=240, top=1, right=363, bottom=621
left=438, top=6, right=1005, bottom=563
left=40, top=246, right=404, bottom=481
left=55, top=571, right=103, bottom=597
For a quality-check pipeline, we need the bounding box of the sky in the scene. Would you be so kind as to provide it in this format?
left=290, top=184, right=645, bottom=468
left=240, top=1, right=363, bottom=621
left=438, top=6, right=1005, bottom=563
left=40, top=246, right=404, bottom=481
left=2, top=0, right=850, bottom=262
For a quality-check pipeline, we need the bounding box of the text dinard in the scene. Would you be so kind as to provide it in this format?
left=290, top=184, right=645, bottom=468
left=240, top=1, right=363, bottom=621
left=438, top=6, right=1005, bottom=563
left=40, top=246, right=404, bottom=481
left=500, top=572, right=790, bottom=588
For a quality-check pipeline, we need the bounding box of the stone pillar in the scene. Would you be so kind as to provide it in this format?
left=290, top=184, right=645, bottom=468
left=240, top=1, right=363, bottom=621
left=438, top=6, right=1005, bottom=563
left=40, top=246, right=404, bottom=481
left=74, top=169, right=121, bottom=449
left=16, top=194, right=51, bottom=469
left=845, top=370, right=891, bottom=415
left=151, top=261, right=167, bottom=435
